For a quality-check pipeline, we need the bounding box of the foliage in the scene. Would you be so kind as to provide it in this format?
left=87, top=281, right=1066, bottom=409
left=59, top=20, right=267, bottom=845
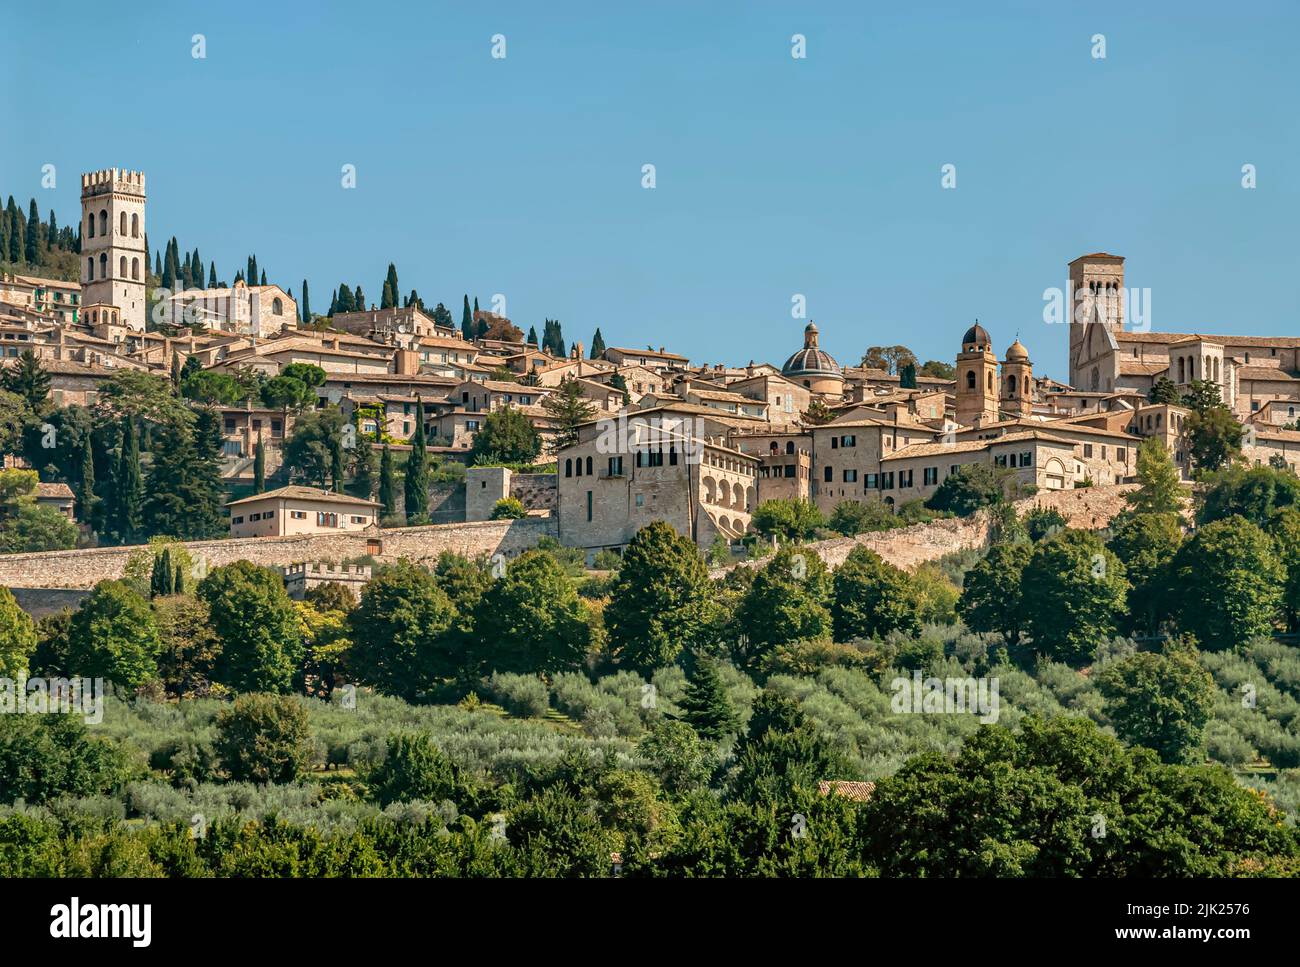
left=832, top=546, right=923, bottom=642
left=490, top=497, right=527, bottom=520
left=1020, top=530, right=1127, bottom=666
left=470, top=405, right=541, bottom=466
left=1096, top=644, right=1216, bottom=764
left=66, top=580, right=161, bottom=688
left=1171, top=516, right=1283, bottom=649
left=749, top=498, right=824, bottom=542
left=214, top=693, right=314, bottom=784
left=198, top=562, right=304, bottom=693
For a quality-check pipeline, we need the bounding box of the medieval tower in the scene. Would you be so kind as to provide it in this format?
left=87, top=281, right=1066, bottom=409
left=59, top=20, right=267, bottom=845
left=80, top=169, right=147, bottom=331
left=1000, top=338, right=1033, bottom=418
left=955, top=322, right=999, bottom=427
left=1067, top=252, right=1124, bottom=388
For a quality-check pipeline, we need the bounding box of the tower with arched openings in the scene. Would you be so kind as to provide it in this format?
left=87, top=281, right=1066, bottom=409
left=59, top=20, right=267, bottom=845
left=80, top=169, right=147, bottom=331
left=955, top=321, right=999, bottom=427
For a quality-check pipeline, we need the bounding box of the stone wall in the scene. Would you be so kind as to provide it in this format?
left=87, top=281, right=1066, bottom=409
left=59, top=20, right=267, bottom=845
left=510, top=473, right=557, bottom=513
left=465, top=467, right=511, bottom=521
left=713, top=484, right=1135, bottom=576
left=0, top=518, right=556, bottom=590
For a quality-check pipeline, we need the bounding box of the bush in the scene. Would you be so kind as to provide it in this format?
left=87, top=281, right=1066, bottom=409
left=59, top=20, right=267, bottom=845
left=214, top=694, right=314, bottom=784
left=0, top=713, right=136, bottom=806
left=490, top=497, right=527, bottom=520
left=486, top=673, right=550, bottom=718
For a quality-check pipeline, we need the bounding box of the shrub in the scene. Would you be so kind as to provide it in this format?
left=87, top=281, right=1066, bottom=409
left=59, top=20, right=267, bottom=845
left=214, top=693, right=314, bottom=784
left=486, top=673, right=550, bottom=718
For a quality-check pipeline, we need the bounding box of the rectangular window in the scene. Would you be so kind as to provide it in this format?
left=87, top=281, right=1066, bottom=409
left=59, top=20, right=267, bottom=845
left=865, top=473, right=879, bottom=489
left=1083, top=444, right=1094, bottom=458
left=351, top=515, right=365, bottom=524
left=586, top=490, right=593, bottom=522
left=608, top=456, right=624, bottom=476
left=784, top=465, right=795, bottom=478
left=823, top=466, right=833, bottom=482
left=831, top=437, right=838, bottom=449
left=231, top=516, right=244, bottom=525
left=635, top=493, right=644, bottom=508
left=291, top=511, right=306, bottom=520
left=843, top=469, right=858, bottom=483
left=1117, top=448, right=1126, bottom=462
left=841, top=435, right=856, bottom=447
left=900, top=469, right=913, bottom=487
left=249, top=513, right=262, bottom=521
left=1020, top=451, right=1033, bottom=467
left=923, top=467, right=938, bottom=486
left=883, top=471, right=894, bottom=489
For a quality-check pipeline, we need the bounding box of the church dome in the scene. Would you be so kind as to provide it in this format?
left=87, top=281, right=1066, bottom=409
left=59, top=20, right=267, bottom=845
left=781, top=322, right=842, bottom=377
left=1005, top=339, right=1029, bottom=361
left=961, top=322, right=991, bottom=350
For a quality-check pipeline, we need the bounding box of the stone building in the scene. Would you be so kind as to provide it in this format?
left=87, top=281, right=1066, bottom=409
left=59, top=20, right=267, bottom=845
left=780, top=322, right=844, bottom=396
left=226, top=486, right=379, bottom=538
left=80, top=169, right=147, bottom=331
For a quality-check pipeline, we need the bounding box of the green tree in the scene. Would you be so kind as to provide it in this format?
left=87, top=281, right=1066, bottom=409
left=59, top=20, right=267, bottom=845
left=490, top=496, right=526, bottom=520
left=735, top=547, right=832, bottom=669
left=831, top=546, right=923, bottom=641
left=0, top=586, right=37, bottom=677
left=926, top=463, right=1021, bottom=516
left=474, top=551, right=590, bottom=674
left=66, top=580, right=161, bottom=688
left=637, top=720, right=715, bottom=794
left=750, top=498, right=824, bottom=542
left=470, top=405, right=542, bottom=465
left=114, top=417, right=144, bottom=544
left=348, top=560, right=457, bottom=699
left=1127, top=436, right=1186, bottom=514
left=919, top=360, right=956, bottom=380
left=0, top=503, right=78, bottom=553
left=1096, top=645, right=1216, bottom=764
left=827, top=500, right=897, bottom=537
left=1198, top=464, right=1300, bottom=528
left=604, top=521, right=717, bottom=672
left=1182, top=380, right=1243, bottom=474
left=199, top=562, right=305, bottom=693
left=253, top=437, right=266, bottom=493
left=1172, top=516, right=1283, bottom=648
left=153, top=593, right=221, bottom=699
left=589, top=328, right=607, bottom=359
left=0, top=714, right=134, bottom=807
left=677, top=657, right=739, bottom=741
left=284, top=406, right=346, bottom=487
left=541, top=378, right=596, bottom=452
left=1107, top=512, right=1183, bottom=636
left=898, top=361, right=917, bottom=389
left=142, top=415, right=226, bottom=541
left=0, top=350, right=50, bottom=412
left=76, top=431, right=95, bottom=524
left=404, top=398, right=430, bottom=522
left=214, top=693, right=314, bottom=783
left=730, top=692, right=851, bottom=805
left=368, top=732, right=464, bottom=807
left=1020, top=530, right=1127, bottom=665
left=461, top=295, right=473, bottom=340
left=1148, top=377, right=1181, bottom=404
left=379, top=443, right=398, bottom=518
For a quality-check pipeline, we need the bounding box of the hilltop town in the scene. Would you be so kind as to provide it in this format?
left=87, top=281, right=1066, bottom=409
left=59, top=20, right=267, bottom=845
left=0, top=168, right=1294, bottom=572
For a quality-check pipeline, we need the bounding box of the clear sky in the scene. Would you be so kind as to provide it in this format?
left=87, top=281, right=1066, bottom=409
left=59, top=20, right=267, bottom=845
left=4, top=1, right=1297, bottom=381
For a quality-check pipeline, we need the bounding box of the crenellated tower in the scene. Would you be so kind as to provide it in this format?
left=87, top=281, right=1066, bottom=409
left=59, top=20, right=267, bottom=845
left=80, top=169, right=147, bottom=331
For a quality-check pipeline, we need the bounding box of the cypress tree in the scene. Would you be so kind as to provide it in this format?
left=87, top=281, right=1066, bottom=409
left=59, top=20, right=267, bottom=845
left=382, top=263, right=399, bottom=309
left=354, top=284, right=366, bottom=310
left=151, top=547, right=176, bottom=597
left=47, top=210, right=58, bottom=247
left=590, top=327, right=606, bottom=359
left=161, top=246, right=176, bottom=291
left=192, top=248, right=203, bottom=289
left=0, top=211, right=9, bottom=264
left=181, top=251, right=193, bottom=291
left=155, top=252, right=163, bottom=277
left=527, top=325, right=538, bottom=347
left=260, top=269, right=267, bottom=286
left=25, top=199, right=40, bottom=263
left=76, top=434, right=95, bottom=524
left=10, top=203, right=25, bottom=262
left=254, top=437, right=266, bottom=493
left=461, top=295, right=473, bottom=340
left=247, top=254, right=257, bottom=284
left=116, top=417, right=143, bottom=544
left=329, top=289, right=338, bottom=316
left=379, top=444, right=397, bottom=520
left=330, top=428, right=345, bottom=493
left=678, top=657, right=740, bottom=741
left=301, top=280, right=311, bottom=321
left=337, top=284, right=354, bottom=313
left=403, top=399, right=429, bottom=522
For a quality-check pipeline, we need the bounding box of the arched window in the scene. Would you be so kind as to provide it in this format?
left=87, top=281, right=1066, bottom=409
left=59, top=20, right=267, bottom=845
left=99, top=253, right=107, bottom=279
left=575, top=458, right=582, bottom=477
left=131, top=257, right=140, bottom=281
left=565, top=458, right=572, bottom=477
left=98, top=210, right=107, bottom=236
left=585, top=456, right=593, bottom=476
left=1178, top=357, right=1185, bottom=382
left=120, top=256, right=127, bottom=278
left=1007, top=375, right=1017, bottom=394
left=272, top=298, right=283, bottom=315
left=87, top=214, right=95, bottom=239
left=769, top=442, right=778, bottom=454
left=785, top=441, right=794, bottom=454
left=131, top=213, right=139, bottom=238
left=986, top=372, right=993, bottom=391
left=1214, top=358, right=1221, bottom=381
left=119, top=212, right=127, bottom=235
left=87, top=258, right=94, bottom=281
left=966, top=370, right=976, bottom=390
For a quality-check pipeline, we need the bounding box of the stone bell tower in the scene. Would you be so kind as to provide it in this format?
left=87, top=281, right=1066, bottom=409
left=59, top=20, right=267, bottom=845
left=955, top=321, right=999, bottom=427
left=81, top=169, right=148, bottom=331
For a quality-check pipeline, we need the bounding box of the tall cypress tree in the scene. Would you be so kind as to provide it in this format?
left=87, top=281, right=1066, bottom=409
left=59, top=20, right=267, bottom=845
left=403, top=399, right=429, bottom=522
left=47, top=210, right=58, bottom=246
left=461, top=295, right=473, bottom=340
left=116, top=417, right=143, bottom=544
left=354, top=284, right=366, bottom=310
left=25, top=199, right=41, bottom=263
left=192, top=248, right=203, bottom=289
left=379, top=444, right=397, bottom=520
left=527, top=325, right=538, bottom=347
left=76, top=434, right=95, bottom=525
left=678, top=657, right=740, bottom=741
left=301, top=279, right=311, bottom=321
left=590, top=327, right=606, bottom=359
left=382, top=263, right=399, bottom=309
left=155, top=252, right=163, bottom=277
left=330, top=428, right=345, bottom=493
left=260, top=269, right=267, bottom=286
left=247, top=254, right=258, bottom=284
left=253, top=437, right=266, bottom=493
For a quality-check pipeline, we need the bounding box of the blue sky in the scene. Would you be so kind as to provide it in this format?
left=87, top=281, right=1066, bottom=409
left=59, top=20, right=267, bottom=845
left=4, top=0, right=1298, bottom=381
